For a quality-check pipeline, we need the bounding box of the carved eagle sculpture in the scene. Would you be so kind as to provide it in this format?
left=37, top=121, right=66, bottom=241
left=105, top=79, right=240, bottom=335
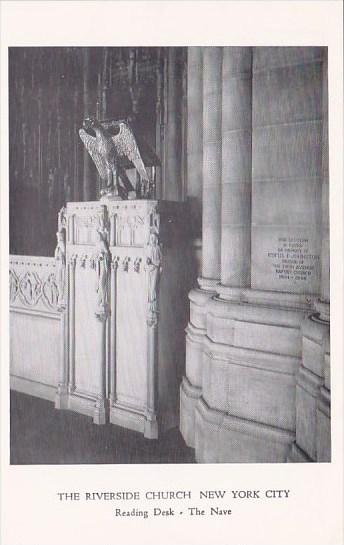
left=79, top=117, right=149, bottom=199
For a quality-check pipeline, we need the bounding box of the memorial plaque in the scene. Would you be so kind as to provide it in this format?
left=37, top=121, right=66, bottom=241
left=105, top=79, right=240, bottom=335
left=251, top=227, right=321, bottom=294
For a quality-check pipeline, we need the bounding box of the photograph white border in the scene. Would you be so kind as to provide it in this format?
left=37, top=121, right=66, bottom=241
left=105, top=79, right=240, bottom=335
left=1, top=2, right=343, bottom=545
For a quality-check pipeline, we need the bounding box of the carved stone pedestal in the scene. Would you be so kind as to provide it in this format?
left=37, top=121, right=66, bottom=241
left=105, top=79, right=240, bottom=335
left=55, top=200, right=187, bottom=438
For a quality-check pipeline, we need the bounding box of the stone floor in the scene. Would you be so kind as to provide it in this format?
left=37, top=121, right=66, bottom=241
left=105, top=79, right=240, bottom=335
left=10, top=391, right=195, bottom=465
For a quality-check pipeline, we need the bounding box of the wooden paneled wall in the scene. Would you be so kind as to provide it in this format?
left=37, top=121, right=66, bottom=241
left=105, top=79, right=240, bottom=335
left=9, top=47, right=186, bottom=257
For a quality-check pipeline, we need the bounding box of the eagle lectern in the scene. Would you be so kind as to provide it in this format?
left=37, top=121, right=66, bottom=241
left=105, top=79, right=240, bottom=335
left=55, top=199, right=188, bottom=438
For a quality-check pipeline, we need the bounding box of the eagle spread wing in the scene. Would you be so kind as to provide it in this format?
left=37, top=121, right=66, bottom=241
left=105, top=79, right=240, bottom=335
left=79, top=129, right=107, bottom=180
left=112, top=123, right=149, bottom=181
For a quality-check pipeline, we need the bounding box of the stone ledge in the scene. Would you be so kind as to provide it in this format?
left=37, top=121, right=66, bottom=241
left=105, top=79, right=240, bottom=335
left=189, top=287, right=216, bottom=306
left=216, top=285, right=315, bottom=311
left=206, top=295, right=308, bottom=327
left=10, top=255, right=56, bottom=267
left=203, top=336, right=300, bottom=376
left=197, top=277, right=219, bottom=292
left=10, top=306, right=60, bottom=319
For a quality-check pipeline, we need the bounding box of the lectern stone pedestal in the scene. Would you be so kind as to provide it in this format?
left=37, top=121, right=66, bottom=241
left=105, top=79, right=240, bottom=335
left=55, top=200, right=188, bottom=438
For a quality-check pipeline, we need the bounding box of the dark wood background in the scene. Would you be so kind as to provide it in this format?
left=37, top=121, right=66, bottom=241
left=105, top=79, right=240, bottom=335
left=9, top=47, right=187, bottom=256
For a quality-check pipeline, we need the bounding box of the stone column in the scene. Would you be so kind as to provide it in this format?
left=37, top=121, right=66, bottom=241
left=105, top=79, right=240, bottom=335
left=145, top=318, right=159, bottom=439
left=93, top=312, right=108, bottom=425
left=55, top=306, right=68, bottom=409
left=219, top=48, right=252, bottom=299
left=109, top=258, right=118, bottom=406
left=200, top=47, right=223, bottom=290
left=187, top=47, right=203, bottom=245
left=68, top=255, right=76, bottom=393
left=315, top=49, right=330, bottom=462
left=180, top=48, right=206, bottom=448
left=180, top=47, right=222, bottom=448
left=164, top=48, right=182, bottom=201
left=316, top=48, right=330, bottom=321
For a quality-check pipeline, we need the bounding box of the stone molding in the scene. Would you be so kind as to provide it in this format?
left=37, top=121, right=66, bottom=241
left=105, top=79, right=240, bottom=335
left=197, top=277, right=219, bottom=291
left=216, top=285, right=316, bottom=311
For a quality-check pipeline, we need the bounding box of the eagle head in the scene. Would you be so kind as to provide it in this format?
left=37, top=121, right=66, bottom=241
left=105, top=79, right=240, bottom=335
left=83, top=117, right=101, bottom=131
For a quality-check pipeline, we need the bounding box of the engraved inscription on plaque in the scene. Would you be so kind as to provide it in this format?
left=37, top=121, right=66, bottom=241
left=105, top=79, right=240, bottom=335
left=267, top=237, right=320, bottom=284
left=251, top=229, right=321, bottom=294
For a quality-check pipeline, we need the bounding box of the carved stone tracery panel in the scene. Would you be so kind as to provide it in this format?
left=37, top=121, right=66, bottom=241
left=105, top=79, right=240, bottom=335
left=10, top=257, right=60, bottom=312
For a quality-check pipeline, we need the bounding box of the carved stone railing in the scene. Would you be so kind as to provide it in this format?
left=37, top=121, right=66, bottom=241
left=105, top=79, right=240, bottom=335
left=10, top=255, right=62, bottom=402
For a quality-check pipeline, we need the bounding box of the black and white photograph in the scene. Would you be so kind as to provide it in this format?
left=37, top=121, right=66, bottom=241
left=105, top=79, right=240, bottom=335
left=8, top=44, right=331, bottom=465
left=1, top=2, right=343, bottom=545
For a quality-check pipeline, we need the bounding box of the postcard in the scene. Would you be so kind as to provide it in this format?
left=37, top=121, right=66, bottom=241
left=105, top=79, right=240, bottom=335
left=1, top=2, right=343, bottom=545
